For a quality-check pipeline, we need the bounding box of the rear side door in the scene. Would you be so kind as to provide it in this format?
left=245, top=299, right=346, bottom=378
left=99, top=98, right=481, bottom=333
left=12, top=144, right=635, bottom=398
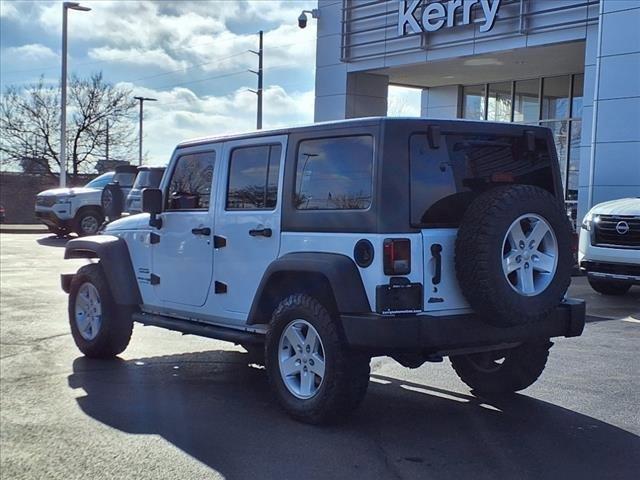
left=213, top=135, right=287, bottom=322
left=151, top=146, right=219, bottom=308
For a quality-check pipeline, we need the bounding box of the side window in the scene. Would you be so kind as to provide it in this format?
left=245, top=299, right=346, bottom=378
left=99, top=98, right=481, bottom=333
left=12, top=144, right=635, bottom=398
left=295, top=135, right=374, bottom=210
left=167, top=151, right=215, bottom=211
left=226, top=144, right=281, bottom=210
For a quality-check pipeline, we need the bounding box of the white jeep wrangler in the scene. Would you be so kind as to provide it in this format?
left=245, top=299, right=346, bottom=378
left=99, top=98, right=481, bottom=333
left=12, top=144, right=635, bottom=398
left=61, top=118, right=585, bottom=424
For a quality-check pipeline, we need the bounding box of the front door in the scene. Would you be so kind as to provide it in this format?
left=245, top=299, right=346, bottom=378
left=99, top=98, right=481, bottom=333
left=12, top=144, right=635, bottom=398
left=152, top=146, right=218, bottom=307
left=213, top=136, right=287, bottom=321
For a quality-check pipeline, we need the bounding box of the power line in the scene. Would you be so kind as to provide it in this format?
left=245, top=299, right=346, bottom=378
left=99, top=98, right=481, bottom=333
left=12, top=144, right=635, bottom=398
left=1, top=34, right=261, bottom=75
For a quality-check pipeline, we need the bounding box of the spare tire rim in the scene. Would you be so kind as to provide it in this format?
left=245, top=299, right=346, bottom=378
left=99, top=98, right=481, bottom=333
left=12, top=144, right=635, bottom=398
left=278, top=319, right=325, bottom=399
left=502, top=214, right=558, bottom=297
left=74, top=282, right=102, bottom=341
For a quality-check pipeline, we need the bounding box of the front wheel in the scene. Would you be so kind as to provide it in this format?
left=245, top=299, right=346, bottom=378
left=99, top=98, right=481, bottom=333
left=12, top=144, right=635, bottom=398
left=75, top=209, right=103, bottom=236
left=265, top=294, right=370, bottom=424
left=450, top=341, right=552, bottom=394
left=69, top=263, right=134, bottom=358
left=588, top=277, right=632, bottom=296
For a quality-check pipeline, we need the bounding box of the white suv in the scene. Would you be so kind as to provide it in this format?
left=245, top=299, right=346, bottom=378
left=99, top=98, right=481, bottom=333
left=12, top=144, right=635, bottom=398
left=35, top=172, right=114, bottom=236
left=60, top=118, right=585, bottom=424
left=579, top=198, right=640, bottom=295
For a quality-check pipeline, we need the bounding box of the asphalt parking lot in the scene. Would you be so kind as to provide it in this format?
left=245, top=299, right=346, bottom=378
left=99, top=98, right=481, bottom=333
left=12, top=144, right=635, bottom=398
left=1, top=233, right=639, bottom=480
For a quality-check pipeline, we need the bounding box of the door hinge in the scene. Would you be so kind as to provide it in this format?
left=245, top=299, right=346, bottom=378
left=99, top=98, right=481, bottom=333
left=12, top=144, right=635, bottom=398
left=214, top=235, right=227, bottom=248
left=150, top=233, right=161, bottom=244
left=214, top=281, right=227, bottom=294
left=150, top=274, right=160, bottom=285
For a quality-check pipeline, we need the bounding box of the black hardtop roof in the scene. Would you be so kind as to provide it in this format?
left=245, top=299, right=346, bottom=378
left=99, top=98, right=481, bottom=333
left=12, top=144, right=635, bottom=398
left=176, top=116, right=551, bottom=149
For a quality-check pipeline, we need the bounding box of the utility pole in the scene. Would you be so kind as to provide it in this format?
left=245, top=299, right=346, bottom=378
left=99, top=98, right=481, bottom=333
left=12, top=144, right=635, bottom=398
left=59, top=2, right=91, bottom=187
left=133, top=96, right=157, bottom=165
left=249, top=30, right=263, bottom=130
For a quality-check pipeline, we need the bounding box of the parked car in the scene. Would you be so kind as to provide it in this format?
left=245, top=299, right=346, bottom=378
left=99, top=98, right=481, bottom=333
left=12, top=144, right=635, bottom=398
left=35, top=172, right=114, bottom=237
left=579, top=197, right=640, bottom=295
left=125, top=166, right=165, bottom=214
left=60, top=118, right=585, bottom=424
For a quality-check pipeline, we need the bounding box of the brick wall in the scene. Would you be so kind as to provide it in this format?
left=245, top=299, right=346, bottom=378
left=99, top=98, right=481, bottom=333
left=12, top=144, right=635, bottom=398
left=0, top=172, right=95, bottom=224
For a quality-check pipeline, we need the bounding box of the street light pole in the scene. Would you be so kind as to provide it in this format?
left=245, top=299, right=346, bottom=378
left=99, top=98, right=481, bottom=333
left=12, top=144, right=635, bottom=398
left=59, top=2, right=91, bottom=188
left=133, top=96, right=157, bottom=166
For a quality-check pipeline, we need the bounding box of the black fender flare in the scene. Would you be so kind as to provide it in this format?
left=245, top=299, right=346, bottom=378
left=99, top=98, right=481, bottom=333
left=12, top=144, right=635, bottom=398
left=247, top=252, right=371, bottom=325
left=64, top=235, right=142, bottom=306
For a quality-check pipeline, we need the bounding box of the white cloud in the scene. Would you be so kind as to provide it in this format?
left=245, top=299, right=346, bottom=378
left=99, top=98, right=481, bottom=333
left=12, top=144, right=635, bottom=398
left=4, top=43, right=58, bottom=62
left=115, top=82, right=314, bottom=164
left=0, top=1, right=19, bottom=19
left=88, top=47, right=187, bottom=71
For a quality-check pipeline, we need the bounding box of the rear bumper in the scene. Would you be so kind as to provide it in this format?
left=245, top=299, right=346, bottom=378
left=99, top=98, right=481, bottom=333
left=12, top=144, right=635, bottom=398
left=341, top=298, right=585, bottom=355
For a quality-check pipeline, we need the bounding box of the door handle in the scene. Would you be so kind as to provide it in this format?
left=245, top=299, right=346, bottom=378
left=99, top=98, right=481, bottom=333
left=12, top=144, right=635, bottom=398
left=192, top=227, right=211, bottom=236
left=431, top=243, right=442, bottom=285
left=249, top=227, right=272, bottom=238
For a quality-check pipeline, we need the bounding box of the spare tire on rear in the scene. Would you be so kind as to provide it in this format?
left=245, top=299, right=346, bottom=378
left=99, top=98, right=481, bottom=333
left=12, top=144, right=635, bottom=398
left=455, top=185, right=572, bottom=327
left=101, top=183, right=124, bottom=222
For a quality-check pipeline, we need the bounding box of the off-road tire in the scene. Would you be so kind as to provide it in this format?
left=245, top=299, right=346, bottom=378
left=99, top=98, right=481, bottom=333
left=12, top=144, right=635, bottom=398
left=450, top=341, right=552, bottom=394
left=68, top=263, right=134, bottom=358
left=266, top=293, right=370, bottom=424
left=75, top=209, right=104, bottom=237
left=588, top=277, right=632, bottom=296
left=455, top=185, right=572, bottom=327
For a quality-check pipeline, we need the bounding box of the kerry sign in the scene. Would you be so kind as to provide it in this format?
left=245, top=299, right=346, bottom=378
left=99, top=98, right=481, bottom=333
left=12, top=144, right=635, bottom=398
left=398, top=0, right=502, bottom=35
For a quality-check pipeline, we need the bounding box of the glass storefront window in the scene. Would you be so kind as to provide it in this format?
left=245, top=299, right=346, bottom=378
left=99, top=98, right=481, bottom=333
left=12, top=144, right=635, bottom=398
left=567, top=119, right=582, bottom=202
left=572, top=74, right=584, bottom=118
left=487, top=82, right=512, bottom=122
left=463, top=85, right=486, bottom=120
left=542, top=75, right=571, bottom=120
left=541, top=120, right=570, bottom=190
left=513, top=79, right=539, bottom=122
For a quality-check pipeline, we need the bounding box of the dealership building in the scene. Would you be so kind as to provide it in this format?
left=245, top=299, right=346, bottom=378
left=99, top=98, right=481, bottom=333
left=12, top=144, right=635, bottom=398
left=313, top=0, right=640, bottom=223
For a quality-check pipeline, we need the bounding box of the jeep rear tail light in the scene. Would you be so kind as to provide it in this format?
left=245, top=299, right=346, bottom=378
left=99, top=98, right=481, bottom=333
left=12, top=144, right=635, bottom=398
left=383, top=238, right=411, bottom=275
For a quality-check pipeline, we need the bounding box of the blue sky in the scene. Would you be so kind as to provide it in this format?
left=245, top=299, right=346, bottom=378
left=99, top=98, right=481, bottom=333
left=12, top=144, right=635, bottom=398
left=1, top=0, right=419, bottom=167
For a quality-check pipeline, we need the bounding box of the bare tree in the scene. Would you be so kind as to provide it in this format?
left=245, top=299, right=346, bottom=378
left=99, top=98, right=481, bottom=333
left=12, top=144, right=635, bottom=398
left=0, top=73, right=137, bottom=178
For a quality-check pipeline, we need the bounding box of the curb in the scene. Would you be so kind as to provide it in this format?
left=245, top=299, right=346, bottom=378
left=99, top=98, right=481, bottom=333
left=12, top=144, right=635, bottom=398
left=0, top=225, right=49, bottom=234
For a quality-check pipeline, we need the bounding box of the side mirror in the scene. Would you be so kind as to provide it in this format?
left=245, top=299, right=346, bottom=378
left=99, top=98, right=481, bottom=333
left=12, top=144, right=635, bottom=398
left=142, top=188, right=163, bottom=228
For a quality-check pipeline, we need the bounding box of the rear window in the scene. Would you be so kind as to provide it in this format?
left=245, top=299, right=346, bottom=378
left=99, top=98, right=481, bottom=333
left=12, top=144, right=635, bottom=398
left=295, top=135, right=374, bottom=210
left=113, top=171, right=136, bottom=187
left=133, top=169, right=164, bottom=189
left=410, top=132, right=552, bottom=227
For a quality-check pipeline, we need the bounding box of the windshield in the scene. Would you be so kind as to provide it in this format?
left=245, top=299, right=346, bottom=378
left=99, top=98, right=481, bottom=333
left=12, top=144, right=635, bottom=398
left=85, top=172, right=114, bottom=189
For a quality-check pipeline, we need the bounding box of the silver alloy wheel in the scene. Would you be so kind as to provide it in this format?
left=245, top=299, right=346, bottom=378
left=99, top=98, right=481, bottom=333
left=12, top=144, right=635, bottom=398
left=74, top=282, right=102, bottom=341
left=502, top=214, right=558, bottom=296
left=278, top=319, right=326, bottom=399
left=80, top=215, right=99, bottom=235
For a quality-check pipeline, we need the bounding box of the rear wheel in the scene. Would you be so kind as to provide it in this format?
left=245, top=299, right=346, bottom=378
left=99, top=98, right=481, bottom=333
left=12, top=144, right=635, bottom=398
left=69, top=263, right=134, bottom=358
left=588, top=277, right=632, bottom=296
left=266, top=294, right=370, bottom=424
left=455, top=185, right=572, bottom=327
left=450, top=341, right=552, bottom=394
